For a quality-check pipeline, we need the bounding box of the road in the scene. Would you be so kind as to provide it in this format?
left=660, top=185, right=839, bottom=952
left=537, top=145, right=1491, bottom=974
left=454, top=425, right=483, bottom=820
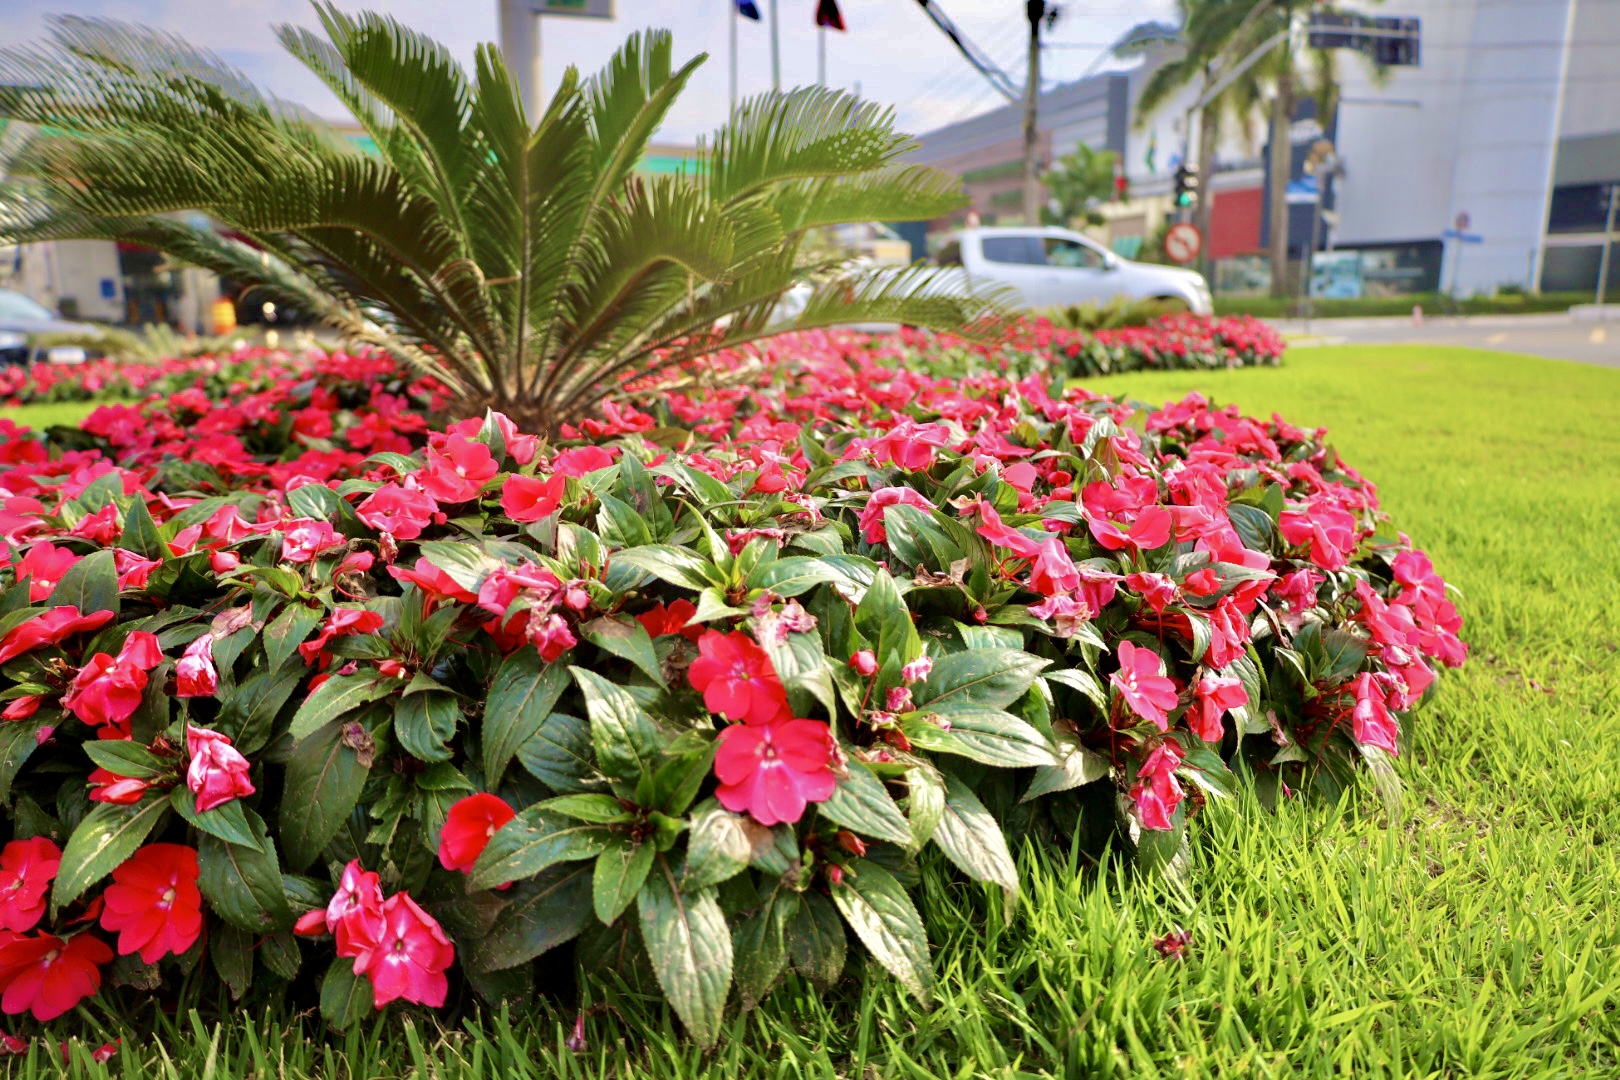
left=1268, top=311, right=1620, bottom=368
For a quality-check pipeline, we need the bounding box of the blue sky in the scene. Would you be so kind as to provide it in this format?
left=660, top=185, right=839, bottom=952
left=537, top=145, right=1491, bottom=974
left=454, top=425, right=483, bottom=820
left=0, top=0, right=1176, bottom=142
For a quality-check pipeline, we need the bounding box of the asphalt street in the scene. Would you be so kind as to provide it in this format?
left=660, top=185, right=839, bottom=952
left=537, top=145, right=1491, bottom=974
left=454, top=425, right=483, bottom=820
left=1270, top=311, right=1620, bottom=367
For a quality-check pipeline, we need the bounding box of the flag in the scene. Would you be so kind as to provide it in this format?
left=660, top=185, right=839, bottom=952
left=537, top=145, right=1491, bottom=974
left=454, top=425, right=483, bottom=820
left=737, top=0, right=760, bottom=20
left=815, top=0, right=846, bottom=30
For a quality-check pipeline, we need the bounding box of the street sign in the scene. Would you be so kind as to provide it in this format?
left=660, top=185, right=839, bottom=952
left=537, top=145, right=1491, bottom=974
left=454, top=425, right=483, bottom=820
left=510, top=0, right=614, bottom=15
left=1453, top=211, right=1471, bottom=232
left=1441, top=228, right=1483, bottom=244
left=1164, top=222, right=1203, bottom=265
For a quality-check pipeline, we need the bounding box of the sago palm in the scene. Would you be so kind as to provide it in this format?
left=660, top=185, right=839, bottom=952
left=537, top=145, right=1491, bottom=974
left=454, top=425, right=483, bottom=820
left=0, top=8, right=999, bottom=429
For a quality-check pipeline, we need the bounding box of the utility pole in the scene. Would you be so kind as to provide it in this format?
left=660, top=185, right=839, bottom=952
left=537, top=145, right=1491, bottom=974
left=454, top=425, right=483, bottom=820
left=1022, top=1, right=1046, bottom=226
left=1597, top=181, right=1618, bottom=308
left=730, top=0, right=739, bottom=111
left=498, top=0, right=543, bottom=120
left=770, top=0, right=782, bottom=92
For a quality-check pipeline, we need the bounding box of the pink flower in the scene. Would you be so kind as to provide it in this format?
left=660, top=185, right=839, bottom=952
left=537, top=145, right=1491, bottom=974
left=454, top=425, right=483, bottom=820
left=1110, top=640, right=1179, bottom=731
left=1126, top=572, right=1179, bottom=615
left=858, top=487, right=936, bottom=545
left=299, top=608, right=386, bottom=665
left=1129, top=740, right=1186, bottom=830
left=1349, top=672, right=1399, bottom=754
left=974, top=503, right=1042, bottom=558
left=356, top=481, right=440, bottom=540
left=900, top=656, right=932, bottom=685
left=1190, top=674, right=1247, bottom=742
left=687, top=630, right=790, bottom=726
left=1089, top=505, right=1173, bottom=553
left=0, top=839, right=60, bottom=933
left=1028, top=538, right=1080, bottom=596
left=528, top=611, right=577, bottom=662
left=550, top=446, right=615, bottom=478
left=357, top=893, right=455, bottom=1009
left=437, top=793, right=516, bottom=874
left=849, top=650, right=878, bottom=677
left=112, top=549, right=160, bottom=591
left=713, top=718, right=837, bottom=826
left=419, top=434, right=498, bottom=504
left=0, top=607, right=114, bottom=665
left=870, top=420, right=951, bottom=470
left=61, top=632, right=164, bottom=735
left=389, top=558, right=478, bottom=605
left=1279, top=499, right=1357, bottom=572
left=87, top=768, right=150, bottom=805
left=500, top=474, right=565, bottom=523
left=15, top=542, right=80, bottom=601
left=1028, top=592, right=1093, bottom=637
left=185, top=726, right=255, bottom=812
left=281, top=518, right=343, bottom=564
left=174, top=635, right=218, bottom=698
left=326, top=860, right=386, bottom=960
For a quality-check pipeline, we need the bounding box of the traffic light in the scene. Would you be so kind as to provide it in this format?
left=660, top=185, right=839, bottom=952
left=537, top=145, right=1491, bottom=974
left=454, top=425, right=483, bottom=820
left=1173, top=163, right=1200, bottom=209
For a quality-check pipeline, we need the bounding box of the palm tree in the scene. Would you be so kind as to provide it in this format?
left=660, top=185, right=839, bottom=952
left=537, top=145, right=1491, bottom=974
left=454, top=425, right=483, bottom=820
left=0, top=9, right=999, bottom=431
left=1042, top=143, right=1119, bottom=228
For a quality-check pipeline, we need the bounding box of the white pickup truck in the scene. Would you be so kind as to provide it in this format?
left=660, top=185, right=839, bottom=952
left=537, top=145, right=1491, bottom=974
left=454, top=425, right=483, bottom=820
left=934, top=226, right=1213, bottom=315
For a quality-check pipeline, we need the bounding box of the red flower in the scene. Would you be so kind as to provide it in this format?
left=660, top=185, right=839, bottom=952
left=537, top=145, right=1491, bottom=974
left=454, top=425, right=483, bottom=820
left=419, top=434, right=497, bottom=503
left=325, top=861, right=385, bottom=960
left=1126, top=572, right=1179, bottom=614
left=298, top=607, right=386, bottom=666
left=635, top=600, right=702, bottom=643
left=174, top=634, right=218, bottom=698
left=98, top=844, right=203, bottom=963
left=0, top=932, right=112, bottom=1020
left=356, top=893, right=455, bottom=1009
left=388, top=558, right=478, bottom=605
left=550, top=445, right=614, bottom=478
left=1190, top=674, right=1247, bottom=742
left=1110, top=640, right=1179, bottom=731
left=1028, top=538, right=1080, bottom=596
left=1349, top=672, right=1399, bottom=754
left=15, top=542, right=79, bottom=602
left=61, top=631, right=164, bottom=735
left=437, top=793, right=515, bottom=874
left=687, top=630, right=790, bottom=726
left=1089, top=504, right=1173, bottom=553
left=974, top=503, right=1042, bottom=558
left=0, top=839, right=60, bottom=932
left=713, top=718, right=837, bottom=826
left=0, top=606, right=114, bottom=665
left=87, top=768, right=150, bottom=805
left=500, top=474, right=565, bottom=523
left=280, top=518, right=343, bottom=564
left=1279, top=499, right=1357, bottom=572
left=356, top=481, right=440, bottom=540
left=185, top=726, right=255, bottom=812
left=1, top=697, right=38, bottom=722
left=1129, top=741, right=1186, bottom=831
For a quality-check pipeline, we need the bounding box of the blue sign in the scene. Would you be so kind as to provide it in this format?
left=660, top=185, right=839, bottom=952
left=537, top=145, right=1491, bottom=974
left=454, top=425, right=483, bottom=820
left=1441, top=228, right=1483, bottom=244
left=99, top=278, right=117, bottom=299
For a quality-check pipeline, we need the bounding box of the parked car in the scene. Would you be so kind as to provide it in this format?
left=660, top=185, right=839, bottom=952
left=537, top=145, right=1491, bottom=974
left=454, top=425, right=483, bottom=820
left=933, top=227, right=1213, bottom=315
left=0, top=289, right=96, bottom=364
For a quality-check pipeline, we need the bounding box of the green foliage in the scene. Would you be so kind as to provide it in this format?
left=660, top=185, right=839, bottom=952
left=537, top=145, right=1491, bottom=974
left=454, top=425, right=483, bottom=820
left=1041, top=143, right=1118, bottom=228
left=0, top=13, right=1001, bottom=430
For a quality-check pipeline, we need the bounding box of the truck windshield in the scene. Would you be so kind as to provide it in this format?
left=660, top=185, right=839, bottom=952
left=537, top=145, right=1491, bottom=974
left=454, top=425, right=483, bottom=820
left=980, top=236, right=1044, bottom=265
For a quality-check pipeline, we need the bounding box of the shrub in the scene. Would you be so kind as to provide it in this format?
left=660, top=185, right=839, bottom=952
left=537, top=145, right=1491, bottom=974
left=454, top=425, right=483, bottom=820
left=0, top=336, right=1460, bottom=1043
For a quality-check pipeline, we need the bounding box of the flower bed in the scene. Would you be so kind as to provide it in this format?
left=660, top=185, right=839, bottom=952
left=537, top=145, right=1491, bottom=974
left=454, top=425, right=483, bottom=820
left=0, top=330, right=1456, bottom=1043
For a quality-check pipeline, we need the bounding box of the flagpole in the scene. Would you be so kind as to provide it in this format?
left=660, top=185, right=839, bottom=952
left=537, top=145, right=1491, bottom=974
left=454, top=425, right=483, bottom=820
left=729, top=0, right=738, bottom=111
left=818, top=25, right=826, bottom=86
left=769, top=0, right=781, bottom=92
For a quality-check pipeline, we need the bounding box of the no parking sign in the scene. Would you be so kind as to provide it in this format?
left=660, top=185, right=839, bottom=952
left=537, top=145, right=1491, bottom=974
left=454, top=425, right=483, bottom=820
left=1164, top=222, right=1202, bottom=265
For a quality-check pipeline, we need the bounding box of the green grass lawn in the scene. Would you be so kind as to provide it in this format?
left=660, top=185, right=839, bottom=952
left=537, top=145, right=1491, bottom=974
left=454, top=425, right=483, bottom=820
left=7, top=345, right=1620, bottom=1078
left=0, top=401, right=97, bottom=430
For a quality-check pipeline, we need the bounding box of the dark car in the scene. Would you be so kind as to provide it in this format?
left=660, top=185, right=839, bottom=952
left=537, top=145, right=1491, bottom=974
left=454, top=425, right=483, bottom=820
left=0, top=288, right=101, bottom=364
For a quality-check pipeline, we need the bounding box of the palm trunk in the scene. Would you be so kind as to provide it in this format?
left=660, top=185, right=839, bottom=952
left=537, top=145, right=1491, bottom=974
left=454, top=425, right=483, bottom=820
left=1194, top=105, right=1219, bottom=281
left=1267, top=63, right=1294, bottom=299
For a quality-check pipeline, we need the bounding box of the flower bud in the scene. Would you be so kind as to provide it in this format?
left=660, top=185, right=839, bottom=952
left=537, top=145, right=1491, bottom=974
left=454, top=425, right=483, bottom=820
left=849, top=650, right=878, bottom=676
left=900, top=656, right=933, bottom=685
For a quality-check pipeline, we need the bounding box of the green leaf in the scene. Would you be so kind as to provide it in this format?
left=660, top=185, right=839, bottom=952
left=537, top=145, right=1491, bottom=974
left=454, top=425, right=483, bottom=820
left=516, top=711, right=597, bottom=793
left=830, top=858, right=933, bottom=1003
left=901, top=706, right=1059, bottom=769
left=932, top=773, right=1018, bottom=904
left=263, top=603, right=323, bottom=674
left=170, top=788, right=262, bottom=850
left=905, top=760, right=947, bottom=850
left=1321, top=628, right=1371, bottom=682
left=51, top=796, right=168, bottom=911
left=417, top=540, right=504, bottom=593
left=541, top=793, right=635, bottom=823
left=212, top=921, right=254, bottom=1000
left=681, top=801, right=752, bottom=891
left=0, top=719, right=44, bottom=803
left=595, top=492, right=653, bottom=549
left=786, top=889, right=846, bottom=988
left=764, top=628, right=838, bottom=721
left=1023, top=731, right=1111, bottom=801
left=279, top=720, right=370, bottom=871
left=319, top=957, right=374, bottom=1030
left=118, top=496, right=166, bottom=560
left=637, top=858, right=733, bottom=1048
left=395, top=689, right=460, bottom=762
left=483, top=651, right=570, bottom=789
left=469, top=806, right=614, bottom=890
left=912, top=648, right=1050, bottom=711
left=570, top=667, right=662, bottom=788
left=580, top=615, right=665, bottom=687
left=611, top=545, right=721, bottom=591
left=747, top=556, right=841, bottom=598
left=464, top=863, right=594, bottom=973
left=50, top=548, right=118, bottom=618
left=80, top=737, right=169, bottom=780
left=219, top=658, right=306, bottom=756
left=1044, top=667, right=1108, bottom=712
left=198, top=811, right=294, bottom=932
left=733, top=888, right=798, bottom=1010
left=288, top=672, right=393, bottom=742
left=593, top=836, right=654, bottom=925
left=854, top=567, right=920, bottom=669
left=815, top=756, right=912, bottom=847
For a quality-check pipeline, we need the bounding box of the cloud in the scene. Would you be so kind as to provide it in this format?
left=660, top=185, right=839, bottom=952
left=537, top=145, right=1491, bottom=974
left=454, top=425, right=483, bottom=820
left=2, top=0, right=1175, bottom=142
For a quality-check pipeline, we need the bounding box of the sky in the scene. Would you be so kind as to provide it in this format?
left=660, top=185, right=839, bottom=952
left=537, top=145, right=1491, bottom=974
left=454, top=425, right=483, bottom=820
left=0, top=0, right=1179, bottom=143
